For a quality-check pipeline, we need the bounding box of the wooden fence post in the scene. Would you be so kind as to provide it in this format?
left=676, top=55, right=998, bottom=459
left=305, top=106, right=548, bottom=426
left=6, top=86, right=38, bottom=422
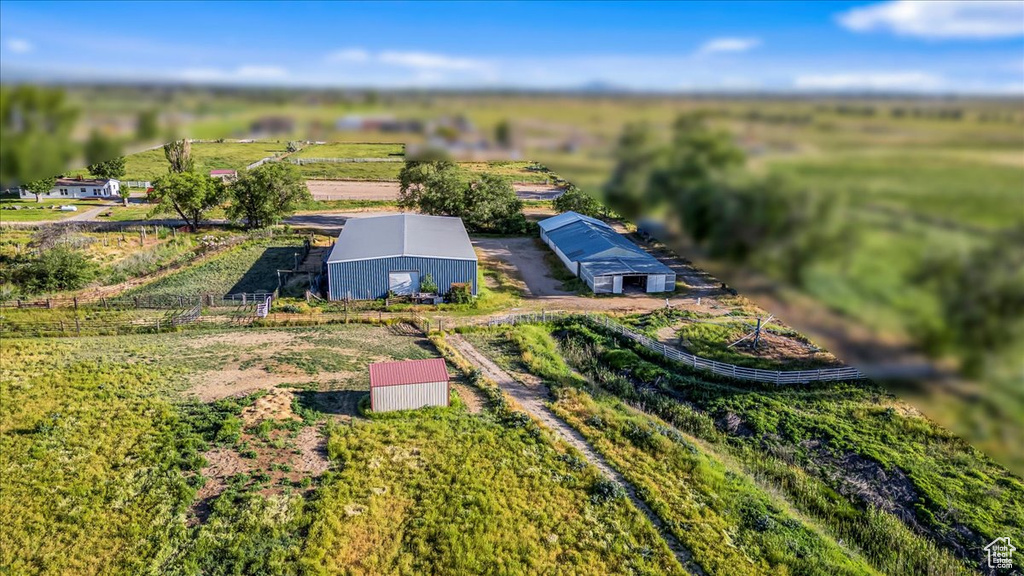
left=74, top=317, right=80, bottom=335
left=73, top=297, right=78, bottom=310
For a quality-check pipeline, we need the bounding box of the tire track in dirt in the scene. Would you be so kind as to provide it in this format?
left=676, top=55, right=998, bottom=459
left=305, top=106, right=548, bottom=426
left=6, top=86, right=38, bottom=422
left=446, top=334, right=704, bottom=576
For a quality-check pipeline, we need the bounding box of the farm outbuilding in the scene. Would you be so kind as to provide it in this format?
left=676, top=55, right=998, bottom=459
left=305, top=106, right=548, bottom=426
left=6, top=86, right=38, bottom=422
left=325, top=214, right=478, bottom=301
left=369, top=358, right=450, bottom=412
left=539, top=211, right=676, bottom=294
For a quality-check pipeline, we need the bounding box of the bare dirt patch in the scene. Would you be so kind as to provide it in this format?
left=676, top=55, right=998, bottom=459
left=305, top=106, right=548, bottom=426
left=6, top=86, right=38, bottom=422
left=184, top=330, right=300, bottom=349
left=452, top=383, right=485, bottom=413
left=188, top=365, right=359, bottom=403
left=473, top=237, right=571, bottom=297
left=306, top=180, right=565, bottom=201
left=307, top=180, right=400, bottom=200
left=241, top=388, right=297, bottom=425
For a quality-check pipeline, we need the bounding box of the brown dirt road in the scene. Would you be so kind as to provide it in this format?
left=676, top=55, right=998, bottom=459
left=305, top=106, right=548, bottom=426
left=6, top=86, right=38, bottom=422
left=446, top=334, right=703, bottom=575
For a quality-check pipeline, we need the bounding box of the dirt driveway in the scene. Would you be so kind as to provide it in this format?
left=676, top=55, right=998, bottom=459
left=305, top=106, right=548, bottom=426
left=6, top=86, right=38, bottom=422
left=307, top=180, right=566, bottom=201
left=472, top=237, right=571, bottom=297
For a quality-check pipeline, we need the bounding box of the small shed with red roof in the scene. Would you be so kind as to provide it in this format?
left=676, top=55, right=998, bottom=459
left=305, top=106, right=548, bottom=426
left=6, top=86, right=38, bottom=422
left=369, top=358, right=450, bottom=412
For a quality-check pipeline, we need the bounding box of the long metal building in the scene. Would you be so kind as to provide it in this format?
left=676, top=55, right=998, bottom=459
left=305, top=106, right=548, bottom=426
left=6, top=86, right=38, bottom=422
left=325, top=214, right=478, bottom=300
left=369, top=358, right=450, bottom=412
left=539, top=211, right=676, bottom=294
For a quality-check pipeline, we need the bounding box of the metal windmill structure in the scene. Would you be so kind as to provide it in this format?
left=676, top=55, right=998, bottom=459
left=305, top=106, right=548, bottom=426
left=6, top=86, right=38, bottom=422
left=727, top=313, right=775, bottom=352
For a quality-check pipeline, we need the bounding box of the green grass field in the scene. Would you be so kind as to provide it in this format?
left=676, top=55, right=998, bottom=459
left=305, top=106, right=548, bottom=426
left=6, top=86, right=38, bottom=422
left=296, top=161, right=403, bottom=181
left=68, top=141, right=289, bottom=182
left=294, top=142, right=404, bottom=158
left=489, top=318, right=1024, bottom=576
left=0, top=198, right=112, bottom=222
left=0, top=324, right=685, bottom=575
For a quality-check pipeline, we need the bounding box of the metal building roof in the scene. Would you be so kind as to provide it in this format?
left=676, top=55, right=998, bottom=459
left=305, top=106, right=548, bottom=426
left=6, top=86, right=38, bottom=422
left=327, top=214, right=478, bottom=263
left=369, top=358, right=450, bottom=388
left=539, top=211, right=675, bottom=277
left=537, top=210, right=607, bottom=233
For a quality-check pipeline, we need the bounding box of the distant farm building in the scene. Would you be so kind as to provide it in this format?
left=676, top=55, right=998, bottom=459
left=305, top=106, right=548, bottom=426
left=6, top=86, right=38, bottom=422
left=209, top=169, right=237, bottom=181
left=369, top=358, right=450, bottom=412
left=249, top=115, right=295, bottom=137
left=20, top=177, right=121, bottom=200
left=325, top=214, right=478, bottom=300
left=539, top=212, right=676, bottom=294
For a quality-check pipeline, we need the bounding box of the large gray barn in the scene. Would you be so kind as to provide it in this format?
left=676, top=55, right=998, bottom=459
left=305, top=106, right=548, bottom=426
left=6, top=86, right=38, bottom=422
left=539, top=211, right=676, bottom=294
left=325, top=214, right=478, bottom=300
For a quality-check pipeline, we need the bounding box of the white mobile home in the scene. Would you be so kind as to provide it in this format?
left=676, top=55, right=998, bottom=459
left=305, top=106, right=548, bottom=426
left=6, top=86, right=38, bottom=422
left=20, top=177, right=121, bottom=200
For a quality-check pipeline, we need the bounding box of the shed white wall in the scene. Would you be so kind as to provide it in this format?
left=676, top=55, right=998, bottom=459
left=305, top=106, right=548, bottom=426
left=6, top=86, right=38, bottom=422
left=540, top=230, right=578, bottom=276
left=371, top=381, right=448, bottom=412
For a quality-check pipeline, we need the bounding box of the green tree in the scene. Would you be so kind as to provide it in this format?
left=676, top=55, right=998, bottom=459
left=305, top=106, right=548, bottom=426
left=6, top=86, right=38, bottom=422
left=398, top=160, right=465, bottom=215
left=24, top=177, right=56, bottom=203
left=18, top=246, right=96, bottom=293
left=603, top=122, right=663, bottom=220
left=83, top=130, right=122, bottom=167
left=149, top=172, right=223, bottom=232
left=495, top=120, right=512, bottom=148
left=136, top=109, right=159, bottom=141
left=118, top=184, right=132, bottom=207
left=913, top=226, right=1024, bottom=376
left=464, top=173, right=527, bottom=233
left=163, top=139, right=194, bottom=174
left=0, top=86, right=79, bottom=187
left=227, top=163, right=310, bottom=229
left=87, top=156, right=126, bottom=181
left=554, top=184, right=603, bottom=218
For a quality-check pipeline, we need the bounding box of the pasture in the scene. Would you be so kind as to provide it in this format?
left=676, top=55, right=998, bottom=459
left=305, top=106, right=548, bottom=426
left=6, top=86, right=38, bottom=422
left=294, top=142, right=404, bottom=158
left=68, top=141, right=289, bottom=182
left=0, top=324, right=684, bottom=575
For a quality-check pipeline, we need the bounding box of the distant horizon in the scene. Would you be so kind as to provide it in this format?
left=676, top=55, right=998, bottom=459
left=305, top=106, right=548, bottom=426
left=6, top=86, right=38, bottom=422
left=2, top=1, right=1022, bottom=95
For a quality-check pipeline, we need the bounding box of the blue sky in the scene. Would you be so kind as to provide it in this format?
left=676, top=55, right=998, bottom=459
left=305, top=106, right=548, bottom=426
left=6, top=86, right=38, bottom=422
left=1, top=1, right=1022, bottom=93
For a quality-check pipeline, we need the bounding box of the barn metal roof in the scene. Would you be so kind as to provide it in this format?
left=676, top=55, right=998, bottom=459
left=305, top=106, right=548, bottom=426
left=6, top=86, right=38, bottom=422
left=369, top=358, right=450, bottom=388
left=539, top=211, right=675, bottom=277
left=327, top=214, right=478, bottom=263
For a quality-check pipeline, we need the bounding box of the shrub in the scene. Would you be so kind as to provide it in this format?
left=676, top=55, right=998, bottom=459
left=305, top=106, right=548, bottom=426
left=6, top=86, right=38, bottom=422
left=420, top=272, right=438, bottom=294
left=17, top=246, right=96, bottom=293
left=590, top=478, right=626, bottom=504
left=448, top=282, right=473, bottom=304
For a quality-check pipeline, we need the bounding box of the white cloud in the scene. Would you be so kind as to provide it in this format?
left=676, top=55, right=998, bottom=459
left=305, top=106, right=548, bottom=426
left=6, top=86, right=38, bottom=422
left=838, top=1, right=1024, bottom=39
left=377, top=50, right=490, bottom=71
left=793, top=71, right=944, bottom=91
left=695, top=37, right=761, bottom=56
left=327, top=48, right=370, bottom=63
left=235, top=65, right=288, bottom=79
left=5, top=38, right=34, bottom=54
left=178, top=65, right=288, bottom=82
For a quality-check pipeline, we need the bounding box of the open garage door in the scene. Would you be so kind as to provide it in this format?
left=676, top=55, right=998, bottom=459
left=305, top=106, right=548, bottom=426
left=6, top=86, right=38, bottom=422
left=388, top=271, right=419, bottom=295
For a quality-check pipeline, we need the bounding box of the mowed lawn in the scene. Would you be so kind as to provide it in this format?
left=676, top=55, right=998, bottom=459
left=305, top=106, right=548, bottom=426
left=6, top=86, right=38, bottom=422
left=0, top=198, right=110, bottom=222
left=0, top=324, right=684, bottom=575
left=294, top=142, right=405, bottom=158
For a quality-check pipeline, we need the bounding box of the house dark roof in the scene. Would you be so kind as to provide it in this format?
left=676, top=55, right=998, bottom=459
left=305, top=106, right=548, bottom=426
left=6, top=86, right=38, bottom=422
left=370, top=358, right=449, bottom=388
left=326, top=214, right=478, bottom=263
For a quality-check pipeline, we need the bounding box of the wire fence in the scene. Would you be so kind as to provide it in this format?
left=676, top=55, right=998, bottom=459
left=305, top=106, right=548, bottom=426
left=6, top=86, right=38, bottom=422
left=487, top=311, right=865, bottom=385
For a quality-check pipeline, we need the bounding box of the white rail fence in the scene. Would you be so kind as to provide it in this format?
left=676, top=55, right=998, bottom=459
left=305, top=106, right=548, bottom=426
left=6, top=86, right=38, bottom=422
left=289, top=157, right=404, bottom=164
left=488, top=311, right=865, bottom=385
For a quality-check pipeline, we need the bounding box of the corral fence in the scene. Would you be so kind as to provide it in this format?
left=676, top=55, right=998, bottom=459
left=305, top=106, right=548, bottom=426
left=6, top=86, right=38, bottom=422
left=1, top=291, right=278, bottom=311
left=123, top=181, right=152, bottom=189
left=487, top=311, right=865, bottom=385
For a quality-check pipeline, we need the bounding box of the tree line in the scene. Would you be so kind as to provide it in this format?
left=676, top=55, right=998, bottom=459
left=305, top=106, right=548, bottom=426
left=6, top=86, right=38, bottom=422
left=148, top=139, right=310, bottom=232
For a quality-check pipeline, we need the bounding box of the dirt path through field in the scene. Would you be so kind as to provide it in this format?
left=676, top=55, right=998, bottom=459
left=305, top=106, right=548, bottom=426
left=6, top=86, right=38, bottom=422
left=446, top=334, right=703, bottom=575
